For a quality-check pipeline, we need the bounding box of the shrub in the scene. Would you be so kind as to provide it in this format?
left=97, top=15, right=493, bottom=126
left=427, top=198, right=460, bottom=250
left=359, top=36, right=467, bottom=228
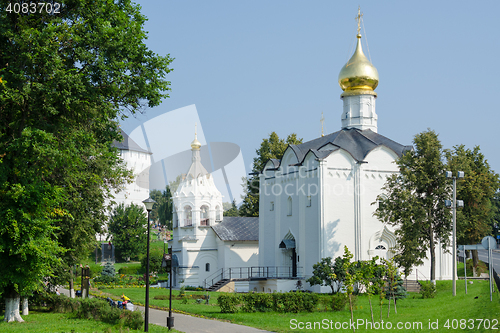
left=184, top=285, right=204, bottom=291
left=118, top=264, right=141, bottom=275
left=76, top=298, right=143, bottom=330
left=272, top=292, right=319, bottom=313
left=141, top=254, right=165, bottom=274
left=101, top=262, right=116, bottom=277
left=420, top=281, right=436, bottom=299
left=93, top=274, right=118, bottom=284
left=30, top=293, right=143, bottom=330
left=217, top=294, right=240, bottom=313
left=329, top=293, right=348, bottom=311
left=466, top=259, right=487, bottom=276
left=30, top=292, right=78, bottom=313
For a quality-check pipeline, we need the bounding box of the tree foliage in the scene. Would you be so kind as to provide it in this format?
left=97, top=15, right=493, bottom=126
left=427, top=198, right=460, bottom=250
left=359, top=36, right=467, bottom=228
left=445, top=145, right=499, bottom=270
left=108, top=203, right=147, bottom=262
left=239, top=132, right=302, bottom=217
left=375, top=130, right=451, bottom=281
left=223, top=200, right=239, bottom=217
left=0, top=0, right=173, bottom=313
left=149, top=186, right=174, bottom=229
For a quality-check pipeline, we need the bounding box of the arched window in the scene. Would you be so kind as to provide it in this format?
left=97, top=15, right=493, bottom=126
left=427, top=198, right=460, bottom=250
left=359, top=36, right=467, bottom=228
left=215, top=205, right=221, bottom=221
left=184, top=206, right=192, bottom=226
left=375, top=245, right=386, bottom=250
left=200, top=205, right=209, bottom=226
left=205, top=263, right=210, bottom=272
left=287, top=197, right=292, bottom=216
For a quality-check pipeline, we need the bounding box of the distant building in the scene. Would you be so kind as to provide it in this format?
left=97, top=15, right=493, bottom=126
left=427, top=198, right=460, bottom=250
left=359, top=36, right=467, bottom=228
left=99, top=129, right=152, bottom=242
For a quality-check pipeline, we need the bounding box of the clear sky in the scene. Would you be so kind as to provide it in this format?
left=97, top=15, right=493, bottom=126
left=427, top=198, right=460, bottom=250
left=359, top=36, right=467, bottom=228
left=121, top=1, right=500, bottom=189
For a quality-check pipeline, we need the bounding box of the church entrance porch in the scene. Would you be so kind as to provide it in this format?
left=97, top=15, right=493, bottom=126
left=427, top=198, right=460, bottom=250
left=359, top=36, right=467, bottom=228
left=203, top=266, right=304, bottom=291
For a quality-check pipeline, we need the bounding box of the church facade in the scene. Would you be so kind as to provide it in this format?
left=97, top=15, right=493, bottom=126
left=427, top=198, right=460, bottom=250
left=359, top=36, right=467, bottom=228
left=252, top=23, right=453, bottom=292
left=170, top=130, right=259, bottom=289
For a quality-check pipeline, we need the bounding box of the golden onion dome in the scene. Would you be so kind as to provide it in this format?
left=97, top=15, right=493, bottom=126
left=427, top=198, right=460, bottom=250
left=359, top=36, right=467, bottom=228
left=190, top=123, right=202, bottom=150
left=191, top=136, right=201, bottom=150
left=338, top=34, right=379, bottom=94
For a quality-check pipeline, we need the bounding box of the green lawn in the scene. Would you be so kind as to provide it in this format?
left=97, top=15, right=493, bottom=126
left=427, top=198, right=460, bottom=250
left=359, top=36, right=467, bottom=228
left=0, top=310, right=179, bottom=333
left=100, top=280, right=500, bottom=333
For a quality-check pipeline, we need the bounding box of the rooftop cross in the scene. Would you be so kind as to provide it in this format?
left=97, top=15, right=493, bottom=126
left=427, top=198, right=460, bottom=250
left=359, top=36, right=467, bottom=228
left=355, top=6, right=363, bottom=35
left=320, top=112, right=325, bottom=137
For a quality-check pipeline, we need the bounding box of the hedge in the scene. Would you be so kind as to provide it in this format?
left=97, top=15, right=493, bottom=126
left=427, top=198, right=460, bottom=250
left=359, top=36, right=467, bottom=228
left=218, top=291, right=319, bottom=313
left=30, top=292, right=143, bottom=329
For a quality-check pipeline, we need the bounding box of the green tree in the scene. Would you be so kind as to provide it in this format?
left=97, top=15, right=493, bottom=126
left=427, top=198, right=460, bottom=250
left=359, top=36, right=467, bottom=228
left=150, top=186, right=174, bottom=229
left=239, top=132, right=302, bottom=217
left=108, top=203, right=148, bottom=262
left=358, top=257, right=384, bottom=324
left=341, top=246, right=360, bottom=333
left=375, top=130, right=451, bottom=282
left=223, top=199, right=239, bottom=217
left=0, top=0, right=172, bottom=320
left=307, top=257, right=336, bottom=294
left=445, top=145, right=499, bottom=275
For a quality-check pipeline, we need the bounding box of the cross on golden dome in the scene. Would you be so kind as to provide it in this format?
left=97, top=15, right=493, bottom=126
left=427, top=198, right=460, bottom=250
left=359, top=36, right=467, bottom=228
left=356, top=6, right=363, bottom=35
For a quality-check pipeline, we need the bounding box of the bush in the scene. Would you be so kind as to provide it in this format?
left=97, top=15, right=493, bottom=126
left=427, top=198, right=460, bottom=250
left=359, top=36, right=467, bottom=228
left=101, top=262, right=116, bottom=277
left=241, top=292, right=273, bottom=312
left=93, top=274, right=118, bottom=284
left=30, top=292, right=79, bottom=313
left=217, top=294, right=240, bottom=313
left=89, top=263, right=103, bottom=278
left=30, top=293, right=143, bottom=330
left=141, top=254, right=165, bottom=274
left=118, top=264, right=141, bottom=275
left=272, top=292, right=319, bottom=313
left=184, top=285, right=204, bottom=291
left=218, top=292, right=320, bottom=314
left=328, top=293, right=348, bottom=311
left=466, top=259, right=488, bottom=276
left=420, top=281, right=436, bottom=299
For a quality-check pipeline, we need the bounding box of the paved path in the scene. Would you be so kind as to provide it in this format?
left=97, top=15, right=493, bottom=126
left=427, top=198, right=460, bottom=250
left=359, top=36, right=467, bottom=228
left=60, top=287, right=271, bottom=333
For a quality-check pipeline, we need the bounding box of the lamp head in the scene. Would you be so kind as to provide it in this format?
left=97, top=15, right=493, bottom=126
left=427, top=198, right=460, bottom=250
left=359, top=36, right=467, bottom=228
left=142, top=197, right=156, bottom=212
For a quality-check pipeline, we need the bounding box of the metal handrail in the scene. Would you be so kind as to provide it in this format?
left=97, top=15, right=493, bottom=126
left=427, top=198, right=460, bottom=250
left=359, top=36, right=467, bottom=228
left=415, top=269, right=428, bottom=282
left=203, top=266, right=304, bottom=289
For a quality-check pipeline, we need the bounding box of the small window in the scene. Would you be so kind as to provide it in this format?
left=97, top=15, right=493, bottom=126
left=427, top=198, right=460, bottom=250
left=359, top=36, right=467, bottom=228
left=215, top=205, right=221, bottom=221
left=375, top=245, right=386, bottom=250
left=307, top=196, right=311, bottom=207
left=287, top=197, right=292, bottom=216
left=270, top=201, right=274, bottom=211
left=205, top=263, right=210, bottom=272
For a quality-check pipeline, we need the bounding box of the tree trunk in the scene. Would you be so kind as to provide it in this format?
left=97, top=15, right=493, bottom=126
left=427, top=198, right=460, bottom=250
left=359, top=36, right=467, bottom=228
left=69, top=267, right=75, bottom=298
left=472, top=250, right=479, bottom=277
left=21, top=297, right=29, bottom=316
left=429, top=226, right=436, bottom=283
left=387, top=296, right=391, bottom=318
left=348, top=293, right=355, bottom=333
left=393, top=297, right=397, bottom=314
left=4, top=288, right=24, bottom=322
left=369, top=296, right=374, bottom=324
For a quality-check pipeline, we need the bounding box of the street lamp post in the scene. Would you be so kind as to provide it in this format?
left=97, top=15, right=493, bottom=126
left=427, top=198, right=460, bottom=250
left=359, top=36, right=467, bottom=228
left=142, top=197, right=156, bottom=332
left=445, top=171, right=464, bottom=297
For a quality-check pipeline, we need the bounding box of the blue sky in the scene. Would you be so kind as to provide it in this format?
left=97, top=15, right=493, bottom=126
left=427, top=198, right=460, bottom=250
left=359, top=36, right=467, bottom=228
left=121, top=1, right=500, bottom=189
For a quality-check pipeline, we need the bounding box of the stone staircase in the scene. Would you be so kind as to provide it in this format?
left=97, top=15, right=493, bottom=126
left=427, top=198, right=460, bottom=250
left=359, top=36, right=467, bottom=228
left=206, top=279, right=230, bottom=292
left=403, top=280, right=421, bottom=293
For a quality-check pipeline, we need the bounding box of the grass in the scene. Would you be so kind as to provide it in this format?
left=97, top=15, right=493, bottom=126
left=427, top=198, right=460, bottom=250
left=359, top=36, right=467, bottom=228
left=99, top=279, right=500, bottom=333
left=0, top=310, right=180, bottom=333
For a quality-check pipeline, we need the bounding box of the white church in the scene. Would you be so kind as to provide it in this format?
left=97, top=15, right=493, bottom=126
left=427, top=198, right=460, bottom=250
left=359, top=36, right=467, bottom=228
left=167, top=15, right=453, bottom=292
